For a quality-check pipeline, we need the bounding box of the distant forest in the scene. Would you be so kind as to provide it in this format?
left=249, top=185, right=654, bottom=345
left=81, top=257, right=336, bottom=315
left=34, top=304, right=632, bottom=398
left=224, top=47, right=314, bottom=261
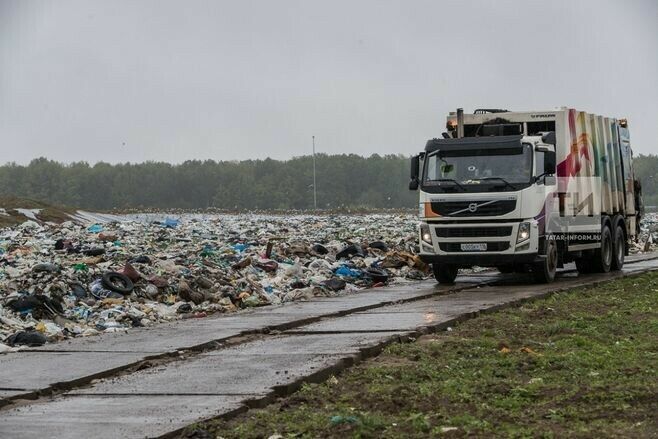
left=1, top=154, right=657, bottom=210
left=0, top=154, right=417, bottom=210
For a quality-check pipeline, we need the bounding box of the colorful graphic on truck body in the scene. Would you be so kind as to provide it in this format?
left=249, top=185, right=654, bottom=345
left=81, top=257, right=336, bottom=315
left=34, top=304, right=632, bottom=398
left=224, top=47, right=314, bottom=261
left=555, top=108, right=635, bottom=218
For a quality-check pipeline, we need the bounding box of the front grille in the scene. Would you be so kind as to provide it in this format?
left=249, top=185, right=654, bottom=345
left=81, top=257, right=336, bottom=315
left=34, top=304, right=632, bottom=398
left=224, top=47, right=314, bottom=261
left=439, top=242, right=510, bottom=252
left=431, top=199, right=516, bottom=217
left=435, top=226, right=512, bottom=238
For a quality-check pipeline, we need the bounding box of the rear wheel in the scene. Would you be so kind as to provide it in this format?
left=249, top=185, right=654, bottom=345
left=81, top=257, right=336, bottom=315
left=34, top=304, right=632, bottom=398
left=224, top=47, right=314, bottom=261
left=433, top=264, right=458, bottom=284
left=590, top=224, right=613, bottom=273
left=533, top=239, right=557, bottom=283
left=611, top=223, right=625, bottom=271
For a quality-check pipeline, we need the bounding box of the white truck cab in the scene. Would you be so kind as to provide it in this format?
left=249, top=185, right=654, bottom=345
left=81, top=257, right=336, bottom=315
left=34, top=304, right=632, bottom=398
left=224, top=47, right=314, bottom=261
left=410, top=108, right=640, bottom=284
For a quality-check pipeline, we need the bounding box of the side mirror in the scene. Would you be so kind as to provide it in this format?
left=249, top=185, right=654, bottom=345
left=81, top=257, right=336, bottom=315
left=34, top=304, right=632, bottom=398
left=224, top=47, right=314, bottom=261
left=541, top=131, right=556, bottom=145
left=544, top=150, right=556, bottom=175
left=409, top=155, right=420, bottom=190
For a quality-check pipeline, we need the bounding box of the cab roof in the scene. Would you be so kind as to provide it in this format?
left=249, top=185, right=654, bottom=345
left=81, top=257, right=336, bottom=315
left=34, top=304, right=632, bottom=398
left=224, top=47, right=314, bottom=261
left=425, top=135, right=523, bottom=154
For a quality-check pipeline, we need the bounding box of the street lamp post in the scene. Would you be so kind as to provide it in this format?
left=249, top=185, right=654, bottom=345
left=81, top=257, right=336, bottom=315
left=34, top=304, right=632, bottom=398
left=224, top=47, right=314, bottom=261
left=312, top=136, right=317, bottom=210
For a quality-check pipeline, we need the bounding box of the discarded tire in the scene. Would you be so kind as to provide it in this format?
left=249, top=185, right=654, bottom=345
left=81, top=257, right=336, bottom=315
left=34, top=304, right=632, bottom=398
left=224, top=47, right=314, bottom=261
left=101, top=271, right=134, bottom=294
left=322, top=277, right=346, bottom=291
left=177, top=303, right=193, bottom=314
left=83, top=248, right=106, bottom=257
left=368, top=241, right=389, bottom=252
left=365, top=267, right=389, bottom=283
left=69, top=283, right=88, bottom=299
left=311, top=243, right=329, bottom=255
left=32, top=263, right=60, bottom=273
left=129, top=255, right=151, bottom=264
left=336, top=244, right=365, bottom=260
left=7, top=330, right=47, bottom=347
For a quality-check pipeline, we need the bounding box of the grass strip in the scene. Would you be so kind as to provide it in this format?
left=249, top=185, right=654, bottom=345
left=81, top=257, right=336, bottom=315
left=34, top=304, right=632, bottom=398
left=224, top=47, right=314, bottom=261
left=190, top=272, right=658, bottom=438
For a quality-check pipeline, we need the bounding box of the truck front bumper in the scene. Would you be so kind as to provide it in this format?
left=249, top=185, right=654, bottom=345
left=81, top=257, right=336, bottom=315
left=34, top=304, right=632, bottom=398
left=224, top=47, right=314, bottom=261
left=418, top=219, right=541, bottom=268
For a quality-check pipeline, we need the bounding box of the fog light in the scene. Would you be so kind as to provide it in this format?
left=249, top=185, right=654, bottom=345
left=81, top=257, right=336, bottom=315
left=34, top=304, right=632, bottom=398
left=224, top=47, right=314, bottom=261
left=420, top=223, right=432, bottom=245
left=517, top=222, right=530, bottom=243
left=516, top=242, right=530, bottom=251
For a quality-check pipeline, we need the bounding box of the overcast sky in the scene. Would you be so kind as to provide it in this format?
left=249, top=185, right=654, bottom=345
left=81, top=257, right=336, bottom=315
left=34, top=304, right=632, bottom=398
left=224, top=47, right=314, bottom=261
left=1, top=0, right=656, bottom=164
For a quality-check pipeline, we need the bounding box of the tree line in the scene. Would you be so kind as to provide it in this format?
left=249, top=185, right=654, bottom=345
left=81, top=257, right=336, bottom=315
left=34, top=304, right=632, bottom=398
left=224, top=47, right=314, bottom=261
left=1, top=154, right=656, bottom=210
left=0, top=154, right=417, bottom=210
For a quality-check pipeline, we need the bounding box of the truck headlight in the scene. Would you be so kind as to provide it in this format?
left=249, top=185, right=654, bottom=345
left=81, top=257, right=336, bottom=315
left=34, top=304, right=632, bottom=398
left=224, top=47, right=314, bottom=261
left=516, top=222, right=530, bottom=244
left=420, top=223, right=432, bottom=245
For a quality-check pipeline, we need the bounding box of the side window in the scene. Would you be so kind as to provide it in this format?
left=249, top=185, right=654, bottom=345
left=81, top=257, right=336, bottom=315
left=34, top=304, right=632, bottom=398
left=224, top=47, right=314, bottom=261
left=426, top=158, right=437, bottom=180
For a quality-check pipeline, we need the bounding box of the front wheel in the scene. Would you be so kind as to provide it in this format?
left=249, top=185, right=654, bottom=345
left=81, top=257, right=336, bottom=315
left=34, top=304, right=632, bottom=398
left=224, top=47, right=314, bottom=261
left=533, top=239, right=557, bottom=283
left=433, top=264, right=458, bottom=284
left=496, top=264, right=515, bottom=274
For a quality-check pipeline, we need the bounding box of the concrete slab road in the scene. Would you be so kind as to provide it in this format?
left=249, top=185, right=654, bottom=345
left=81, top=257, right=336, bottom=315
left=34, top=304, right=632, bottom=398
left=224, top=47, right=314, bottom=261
left=0, top=278, right=486, bottom=403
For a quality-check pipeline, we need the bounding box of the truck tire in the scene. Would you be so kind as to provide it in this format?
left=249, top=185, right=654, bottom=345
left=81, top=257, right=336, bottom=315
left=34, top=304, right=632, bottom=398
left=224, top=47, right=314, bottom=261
left=611, top=221, right=625, bottom=271
left=590, top=224, right=613, bottom=273
left=497, top=264, right=514, bottom=274
left=533, top=239, right=557, bottom=283
left=432, top=264, right=458, bottom=284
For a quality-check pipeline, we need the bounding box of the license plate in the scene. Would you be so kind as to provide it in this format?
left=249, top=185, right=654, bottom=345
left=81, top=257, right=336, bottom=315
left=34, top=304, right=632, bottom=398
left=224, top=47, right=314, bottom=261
left=460, top=243, right=487, bottom=251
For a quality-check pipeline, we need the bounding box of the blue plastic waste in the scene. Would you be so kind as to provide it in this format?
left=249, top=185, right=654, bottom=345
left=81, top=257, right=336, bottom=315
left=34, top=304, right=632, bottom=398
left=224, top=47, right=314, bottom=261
left=163, top=218, right=179, bottom=228
left=233, top=243, right=248, bottom=253
left=71, top=306, right=91, bottom=320
left=335, top=266, right=362, bottom=278
left=87, top=224, right=103, bottom=233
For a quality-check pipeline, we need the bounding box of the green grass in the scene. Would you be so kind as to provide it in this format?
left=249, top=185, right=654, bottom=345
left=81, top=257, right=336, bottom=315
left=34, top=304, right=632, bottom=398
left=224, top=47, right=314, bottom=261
left=189, top=272, right=658, bottom=438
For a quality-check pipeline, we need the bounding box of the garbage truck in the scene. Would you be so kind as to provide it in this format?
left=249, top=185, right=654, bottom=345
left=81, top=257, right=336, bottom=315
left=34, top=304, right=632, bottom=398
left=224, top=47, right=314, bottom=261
left=409, top=108, right=642, bottom=283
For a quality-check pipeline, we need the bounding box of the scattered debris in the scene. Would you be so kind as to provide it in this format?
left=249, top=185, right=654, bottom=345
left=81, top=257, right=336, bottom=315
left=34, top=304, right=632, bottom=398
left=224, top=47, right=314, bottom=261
left=2, top=209, right=655, bottom=349
left=1, top=213, right=426, bottom=347
left=635, top=212, right=658, bottom=254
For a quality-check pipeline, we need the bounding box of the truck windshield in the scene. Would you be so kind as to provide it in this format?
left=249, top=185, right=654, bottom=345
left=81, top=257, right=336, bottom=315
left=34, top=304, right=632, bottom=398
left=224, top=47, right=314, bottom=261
left=423, top=143, right=533, bottom=192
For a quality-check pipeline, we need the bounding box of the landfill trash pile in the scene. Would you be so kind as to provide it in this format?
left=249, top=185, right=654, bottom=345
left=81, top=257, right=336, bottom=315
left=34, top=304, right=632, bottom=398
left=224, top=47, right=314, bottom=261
left=634, top=211, right=658, bottom=253
left=0, top=213, right=428, bottom=350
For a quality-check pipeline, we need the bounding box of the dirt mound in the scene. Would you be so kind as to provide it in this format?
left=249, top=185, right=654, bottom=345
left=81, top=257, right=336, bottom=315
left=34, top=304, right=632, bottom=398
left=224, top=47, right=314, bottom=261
left=0, top=196, right=75, bottom=227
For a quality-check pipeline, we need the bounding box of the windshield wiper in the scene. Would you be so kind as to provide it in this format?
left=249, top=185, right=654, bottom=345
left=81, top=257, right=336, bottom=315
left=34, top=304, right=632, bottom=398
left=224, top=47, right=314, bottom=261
left=475, top=177, right=517, bottom=190
left=433, top=178, right=467, bottom=191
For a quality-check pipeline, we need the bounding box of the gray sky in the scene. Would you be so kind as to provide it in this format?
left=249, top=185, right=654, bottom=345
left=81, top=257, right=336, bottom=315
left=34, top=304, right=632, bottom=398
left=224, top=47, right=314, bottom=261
left=1, top=0, right=657, bottom=164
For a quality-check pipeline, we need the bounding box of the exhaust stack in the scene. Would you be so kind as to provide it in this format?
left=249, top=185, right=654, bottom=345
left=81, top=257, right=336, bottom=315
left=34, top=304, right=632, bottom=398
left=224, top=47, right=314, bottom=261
left=456, top=108, right=464, bottom=138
